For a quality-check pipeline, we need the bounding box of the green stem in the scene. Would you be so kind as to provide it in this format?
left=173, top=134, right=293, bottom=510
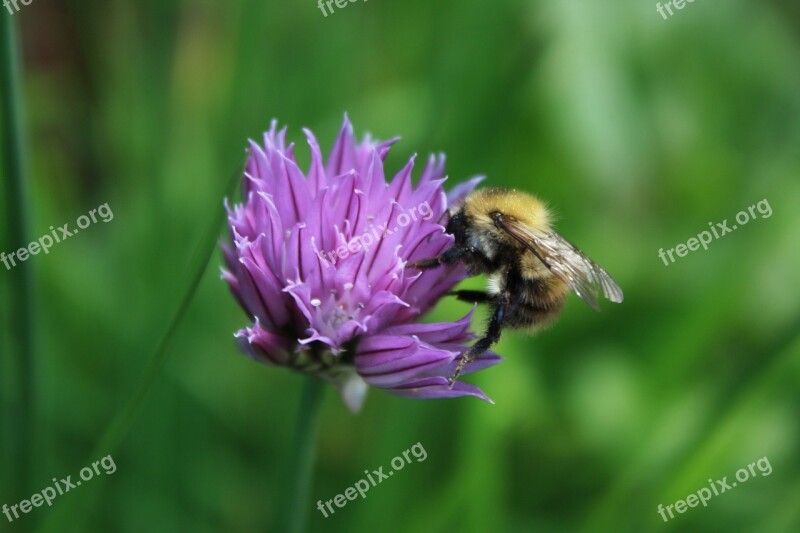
left=92, top=163, right=241, bottom=458
left=1, top=8, right=34, bottom=497
left=36, top=164, right=242, bottom=533
left=277, top=377, right=325, bottom=533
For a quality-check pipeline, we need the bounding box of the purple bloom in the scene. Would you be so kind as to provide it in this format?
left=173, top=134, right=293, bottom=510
left=222, top=117, right=499, bottom=411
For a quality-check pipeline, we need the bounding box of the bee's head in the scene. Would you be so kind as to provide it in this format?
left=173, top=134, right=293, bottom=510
left=464, top=188, right=552, bottom=232
left=445, top=208, right=468, bottom=244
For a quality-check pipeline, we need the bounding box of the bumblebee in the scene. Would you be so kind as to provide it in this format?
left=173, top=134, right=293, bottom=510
left=407, top=187, right=623, bottom=385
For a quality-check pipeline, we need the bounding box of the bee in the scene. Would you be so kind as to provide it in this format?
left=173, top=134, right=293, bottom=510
left=407, top=187, right=623, bottom=385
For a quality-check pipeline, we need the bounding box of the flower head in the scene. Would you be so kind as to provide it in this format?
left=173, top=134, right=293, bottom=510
left=222, top=117, right=499, bottom=410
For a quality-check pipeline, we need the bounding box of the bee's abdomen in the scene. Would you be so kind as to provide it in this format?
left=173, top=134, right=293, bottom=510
left=503, top=272, right=569, bottom=331
left=504, top=303, right=563, bottom=330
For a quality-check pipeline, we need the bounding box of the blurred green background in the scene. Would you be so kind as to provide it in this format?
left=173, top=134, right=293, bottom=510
left=2, top=0, right=799, bottom=531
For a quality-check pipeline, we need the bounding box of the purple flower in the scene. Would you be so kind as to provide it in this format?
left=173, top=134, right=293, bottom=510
left=222, top=117, right=499, bottom=411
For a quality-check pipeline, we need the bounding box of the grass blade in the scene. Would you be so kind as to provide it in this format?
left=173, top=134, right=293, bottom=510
left=1, top=7, right=35, bottom=501
left=36, top=163, right=242, bottom=533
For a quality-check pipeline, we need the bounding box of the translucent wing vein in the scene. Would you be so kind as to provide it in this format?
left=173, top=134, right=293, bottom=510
left=494, top=215, right=624, bottom=311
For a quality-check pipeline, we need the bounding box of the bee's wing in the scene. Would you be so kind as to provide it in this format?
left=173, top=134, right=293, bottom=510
left=494, top=215, right=624, bottom=311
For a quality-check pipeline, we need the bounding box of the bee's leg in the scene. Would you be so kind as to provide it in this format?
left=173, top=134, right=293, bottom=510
left=406, top=246, right=466, bottom=270
left=448, top=290, right=492, bottom=304
left=405, top=256, right=443, bottom=269
left=449, top=290, right=510, bottom=387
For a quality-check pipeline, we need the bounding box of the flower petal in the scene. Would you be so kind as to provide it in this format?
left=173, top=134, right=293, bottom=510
left=235, top=322, right=293, bottom=366
left=223, top=117, right=501, bottom=408
left=355, top=335, right=457, bottom=387
left=388, top=377, right=494, bottom=403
